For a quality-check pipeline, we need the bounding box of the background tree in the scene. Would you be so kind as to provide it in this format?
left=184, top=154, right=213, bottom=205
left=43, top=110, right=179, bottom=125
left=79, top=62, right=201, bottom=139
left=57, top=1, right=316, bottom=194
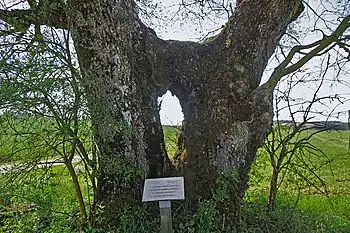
left=0, top=26, right=97, bottom=228
left=261, top=0, right=350, bottom=211
left=265, top=56, right=348, bottom=211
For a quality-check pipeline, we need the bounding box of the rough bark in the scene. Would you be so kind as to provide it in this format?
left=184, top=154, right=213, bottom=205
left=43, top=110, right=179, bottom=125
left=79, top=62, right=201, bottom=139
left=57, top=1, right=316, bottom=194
left=67, top=0, right=304, bottom=225
left=65, top=1, right=174, bottom=223
left=164, top=0, right=304, bottom=208
left=0, top=0, right=306, bottom=227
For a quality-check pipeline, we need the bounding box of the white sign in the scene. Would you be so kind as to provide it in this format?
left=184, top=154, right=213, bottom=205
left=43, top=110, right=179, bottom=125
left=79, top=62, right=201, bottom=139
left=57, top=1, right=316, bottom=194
left=142, top=177, right=185, bottom=202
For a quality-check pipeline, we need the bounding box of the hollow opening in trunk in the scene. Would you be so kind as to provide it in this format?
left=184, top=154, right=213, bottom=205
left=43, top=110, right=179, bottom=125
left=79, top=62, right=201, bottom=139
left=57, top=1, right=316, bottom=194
left=159, top=90, right=183, bottom=158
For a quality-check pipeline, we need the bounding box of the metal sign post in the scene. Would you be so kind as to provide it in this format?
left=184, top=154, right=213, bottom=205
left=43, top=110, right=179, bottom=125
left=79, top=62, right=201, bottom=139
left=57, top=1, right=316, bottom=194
left=159, top=200, right=172, bottom=233
left=142, top=177, right=185, bottom=233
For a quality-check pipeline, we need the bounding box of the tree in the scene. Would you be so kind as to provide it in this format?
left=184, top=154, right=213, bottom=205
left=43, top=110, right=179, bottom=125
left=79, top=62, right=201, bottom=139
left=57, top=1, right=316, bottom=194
left=0, top=27, right=97, bottom=228
left=265, top=56, right=344, bottom=211
left=1, top=0, right=349, bottom=229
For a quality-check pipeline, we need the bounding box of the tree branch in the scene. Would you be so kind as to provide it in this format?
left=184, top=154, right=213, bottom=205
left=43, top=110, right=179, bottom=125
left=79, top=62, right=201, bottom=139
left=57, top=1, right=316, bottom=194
left=211, top=0, right=304, bottom=88
left=0, top=3, right=68, bottom=30
left=263, top=14, right=350, bottom=91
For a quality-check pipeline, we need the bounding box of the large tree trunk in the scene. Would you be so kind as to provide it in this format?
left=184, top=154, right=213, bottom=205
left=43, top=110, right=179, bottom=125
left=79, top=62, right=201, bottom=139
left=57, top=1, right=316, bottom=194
left=69, top=1, right=171, bottom=223
left=67, top=0, right=303, bottom=227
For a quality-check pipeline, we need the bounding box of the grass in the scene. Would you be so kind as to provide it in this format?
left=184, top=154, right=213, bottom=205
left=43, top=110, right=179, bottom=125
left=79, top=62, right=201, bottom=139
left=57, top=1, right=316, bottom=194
left=242, top=193, right=350, bottom=232
left=307, top=130, right=350, bottom=195
left=250, top=129, right=350, bottom=196
left=163, top=125, right=182, bottom=158
left=0, top=115, right=92, bottom=165
left=245, top=129, right=350, bottom=232
left=162, top=126, right=350, bottom=232
left=1, top=123, right=349, bottom=232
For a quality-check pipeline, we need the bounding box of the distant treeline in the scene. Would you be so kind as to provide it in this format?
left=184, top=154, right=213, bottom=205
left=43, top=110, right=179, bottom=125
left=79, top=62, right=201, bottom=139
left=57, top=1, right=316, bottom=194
left=276, top=120, right=350, bottom=130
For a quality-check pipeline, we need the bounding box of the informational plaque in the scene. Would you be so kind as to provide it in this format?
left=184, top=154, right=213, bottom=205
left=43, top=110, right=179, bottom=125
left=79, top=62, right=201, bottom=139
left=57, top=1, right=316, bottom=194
left=142, top=177, right=185, bottom=202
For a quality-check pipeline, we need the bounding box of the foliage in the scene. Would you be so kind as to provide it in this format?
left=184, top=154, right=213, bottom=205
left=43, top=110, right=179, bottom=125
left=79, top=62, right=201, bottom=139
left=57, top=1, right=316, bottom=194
left=0, top=166, right=80, bottom=233
left=115, top=206, right=158, bottom=233
left=240, top=195, right=350, bottom=233
left=162, top=125, right=181, bottom=158
left=0, top=26, right=97, bottom=228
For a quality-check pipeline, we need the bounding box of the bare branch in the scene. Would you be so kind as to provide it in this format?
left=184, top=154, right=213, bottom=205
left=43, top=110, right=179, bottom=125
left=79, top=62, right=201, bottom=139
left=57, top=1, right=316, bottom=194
left=263, top=15, right=350, bottom=91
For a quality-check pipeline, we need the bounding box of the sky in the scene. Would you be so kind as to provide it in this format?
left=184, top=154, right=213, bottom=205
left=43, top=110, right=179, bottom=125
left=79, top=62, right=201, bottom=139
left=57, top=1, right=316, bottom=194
left=151, top=0, right=350, bottom=125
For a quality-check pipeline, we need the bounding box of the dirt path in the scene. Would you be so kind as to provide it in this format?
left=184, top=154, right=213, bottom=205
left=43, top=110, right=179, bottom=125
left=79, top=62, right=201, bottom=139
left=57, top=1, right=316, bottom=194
left=0, top=157, right=81, bottom=175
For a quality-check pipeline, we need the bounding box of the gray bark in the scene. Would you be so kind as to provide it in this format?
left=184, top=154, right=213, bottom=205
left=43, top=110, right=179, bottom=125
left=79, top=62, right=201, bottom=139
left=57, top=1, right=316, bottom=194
left=67, top=0, right=303, bottom=224
left=0, top=0, right=304, bottom=226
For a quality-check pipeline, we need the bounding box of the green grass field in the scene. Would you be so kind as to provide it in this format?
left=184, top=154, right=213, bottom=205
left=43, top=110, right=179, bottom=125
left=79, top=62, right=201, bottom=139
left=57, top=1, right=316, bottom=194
left=163, top=126, right=350, bottom=232
left=0, top=115, right=92, bottom=165
left=1, top=124, right=349, bottom=232
left=248, top=129, right=350, bottom=232
left=0, top=166, right=85, bottom=232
